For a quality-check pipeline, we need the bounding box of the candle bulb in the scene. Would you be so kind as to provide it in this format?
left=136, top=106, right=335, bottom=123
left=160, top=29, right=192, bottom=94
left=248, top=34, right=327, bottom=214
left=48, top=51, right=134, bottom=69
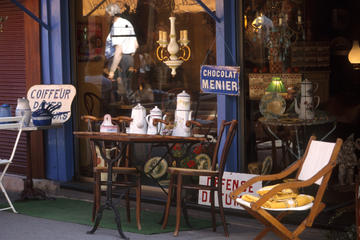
left=159, top=31, right=163, bottom=41
left=183, top=30, right=188, bottom=41
left=279, top=17, right=282, bottom=26
left=162, top=31, right=167, bottom=42
left=180, top=30, right=184, bottom=41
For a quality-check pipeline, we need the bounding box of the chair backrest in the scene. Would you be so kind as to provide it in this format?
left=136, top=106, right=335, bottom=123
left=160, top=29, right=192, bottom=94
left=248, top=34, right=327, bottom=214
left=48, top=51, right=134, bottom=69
left=0, top=116, right=24, bottom=162
left=211, top=120, right=238, bottom=174
left=297, top=138, right=338, bottom=185
left=84, top=92, right=103, bottom=116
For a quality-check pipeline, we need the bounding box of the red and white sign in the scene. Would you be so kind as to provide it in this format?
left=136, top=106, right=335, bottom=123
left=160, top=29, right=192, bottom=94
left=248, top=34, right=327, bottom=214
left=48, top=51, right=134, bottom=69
left=198, top=172, right=262, bottom=210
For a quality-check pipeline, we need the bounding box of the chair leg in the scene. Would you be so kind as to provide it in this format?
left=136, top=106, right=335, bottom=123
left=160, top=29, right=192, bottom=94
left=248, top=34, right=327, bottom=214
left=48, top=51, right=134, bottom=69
left=93, top=172, right=101, bottom=222
left=217, top=185, right=229, bottom=237
left=162, top=174, right=174, bottom=229
left=124, top=173, right=131, bottom=223
left=210, top=179, right=216, bottom=232
left=136, top=174, right=141, bottom=230
left=0, top=181, right=17, bottom=213
left=92, top=180, right=96, bottom=222
left=174, top=174, right=183, bottom=237
left=126, top=189, right=131, bottom=223
left=182, top=197, right=192, bottom=228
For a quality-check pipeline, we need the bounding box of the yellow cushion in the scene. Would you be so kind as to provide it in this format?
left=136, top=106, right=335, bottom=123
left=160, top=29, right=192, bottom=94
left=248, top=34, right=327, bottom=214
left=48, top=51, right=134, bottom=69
left=241, top=194, right=314, bottom=209
left=257, top=184, right=294, bottom=196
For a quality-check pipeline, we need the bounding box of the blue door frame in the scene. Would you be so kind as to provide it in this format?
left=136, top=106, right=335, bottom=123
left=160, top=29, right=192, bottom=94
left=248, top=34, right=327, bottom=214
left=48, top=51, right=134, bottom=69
left=40, top=0, right=74, bottom=181
left=39, top=0, right=240, bottom=181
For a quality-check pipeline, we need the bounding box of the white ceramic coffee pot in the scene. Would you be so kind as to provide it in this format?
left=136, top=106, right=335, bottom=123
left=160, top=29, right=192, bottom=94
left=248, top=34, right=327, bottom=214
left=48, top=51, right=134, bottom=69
left=172, top=110, right=193, bottom=137
left=176, top=90, right=191, bottom=111
left=295, top=79, right=320, bottom=120
left=146, top=106, right=166, bottom=135
left=300, top=78, right=318, bottom=97
left=129, top=103, right=147, bottom=134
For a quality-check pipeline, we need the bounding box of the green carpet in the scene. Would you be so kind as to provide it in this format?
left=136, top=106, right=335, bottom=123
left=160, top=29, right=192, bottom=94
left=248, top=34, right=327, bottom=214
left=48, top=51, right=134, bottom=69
left=3, top=198, right=213, bottom=235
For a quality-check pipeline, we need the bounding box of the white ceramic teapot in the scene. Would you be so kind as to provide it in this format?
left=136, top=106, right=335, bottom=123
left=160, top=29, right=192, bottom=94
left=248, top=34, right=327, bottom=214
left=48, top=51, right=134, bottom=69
left=15, top=97, right=31, bottom=126
left=129, top=103, right=147, bottom=134
left=172, top=109, right=193, bottom=137
left=295, top=96, right=320, bottom=120
left=300, top=78, right=318, bottom=97
left=145, top=106, right=166, bottom=135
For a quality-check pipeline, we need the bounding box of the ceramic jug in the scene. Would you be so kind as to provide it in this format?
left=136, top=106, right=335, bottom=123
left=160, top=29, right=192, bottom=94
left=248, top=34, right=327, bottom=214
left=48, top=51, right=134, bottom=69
left=129, top=103, right=147, bottom=134
left=294, top=95, right=320, bottom=120
left=100, top=114, right=119, bottom=133
left=15, top=97, right=31, bottom=126
left=145, top=106, right=166, bottom=135
left=0, top=104, right=11, bottom=118
left=172, top=109, right=193, bottom=137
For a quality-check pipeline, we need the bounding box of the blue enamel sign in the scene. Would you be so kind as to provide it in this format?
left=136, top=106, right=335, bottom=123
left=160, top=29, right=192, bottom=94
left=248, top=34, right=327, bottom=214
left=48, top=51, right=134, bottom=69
left=200, top=65, right=240, bottom=95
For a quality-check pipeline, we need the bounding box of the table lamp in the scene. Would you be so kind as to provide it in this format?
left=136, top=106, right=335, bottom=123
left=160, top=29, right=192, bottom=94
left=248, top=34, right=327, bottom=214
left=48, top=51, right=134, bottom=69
left=265, top=76, right=287, bottom=97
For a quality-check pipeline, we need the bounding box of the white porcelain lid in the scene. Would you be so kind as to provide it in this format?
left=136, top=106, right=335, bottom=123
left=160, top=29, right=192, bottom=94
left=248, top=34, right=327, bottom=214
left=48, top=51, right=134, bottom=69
left=150, top=106, right=162, bottom=115
left=177, top=90, right=190, bottom=98
left=133, top=103, right=145, bottom=110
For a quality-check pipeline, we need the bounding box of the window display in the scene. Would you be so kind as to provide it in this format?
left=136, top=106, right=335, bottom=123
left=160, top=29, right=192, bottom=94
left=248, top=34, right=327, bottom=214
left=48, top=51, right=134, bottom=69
left=74, top=1, right=217, bottom=178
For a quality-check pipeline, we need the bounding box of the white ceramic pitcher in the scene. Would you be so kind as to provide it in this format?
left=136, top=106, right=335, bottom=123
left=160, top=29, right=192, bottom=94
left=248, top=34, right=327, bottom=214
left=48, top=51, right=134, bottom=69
left=146, top=106, right=166, bottom=135
left=295, top=96, right=320, bottom=120
left=129, top=103, right=147, bottom=134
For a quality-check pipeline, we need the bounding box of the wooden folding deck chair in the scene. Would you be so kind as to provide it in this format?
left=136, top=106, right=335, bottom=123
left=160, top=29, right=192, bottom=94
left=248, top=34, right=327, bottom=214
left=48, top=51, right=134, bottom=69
left=230, top=136, right=343, bottom=240
left=0, top=116, right=24, bottom=213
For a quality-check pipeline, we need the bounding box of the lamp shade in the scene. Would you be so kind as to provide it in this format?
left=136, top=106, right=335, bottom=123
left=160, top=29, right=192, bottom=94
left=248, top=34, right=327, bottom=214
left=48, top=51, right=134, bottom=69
left=266, top=77, right=287, bottom=93
left=348, top=40, right=360, bottom=69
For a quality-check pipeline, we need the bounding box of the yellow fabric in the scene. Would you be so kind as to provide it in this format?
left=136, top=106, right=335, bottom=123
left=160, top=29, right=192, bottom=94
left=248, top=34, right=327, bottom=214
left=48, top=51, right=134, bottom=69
left=271, top=193, right=298, bottom=201
left=241, top=194, right=260, bottom=203
left=241, top=194, right=314, bottom=209
left=257, top=184, right=295, bottom=196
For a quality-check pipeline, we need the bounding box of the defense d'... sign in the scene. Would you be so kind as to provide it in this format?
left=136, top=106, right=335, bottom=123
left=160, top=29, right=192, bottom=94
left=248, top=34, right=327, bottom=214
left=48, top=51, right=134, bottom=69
left=200, top=65, right=240, bottom=95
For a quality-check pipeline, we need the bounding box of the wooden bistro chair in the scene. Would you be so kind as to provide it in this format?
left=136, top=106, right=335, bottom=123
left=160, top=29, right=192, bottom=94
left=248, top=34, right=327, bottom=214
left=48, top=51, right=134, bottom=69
left=230, top=136, right=343, bottom=240
left=0, top=116, right=24, bottom=213
left=81, top=115, right=142, bottom=230
left=161, top=119, right=238, bottom=237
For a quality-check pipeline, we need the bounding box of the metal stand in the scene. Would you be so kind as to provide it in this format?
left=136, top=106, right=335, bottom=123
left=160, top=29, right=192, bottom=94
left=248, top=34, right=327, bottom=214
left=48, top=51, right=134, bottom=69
left=21, top=131, right=47, bottom=200
left=87, top=141, right=129, bottom=240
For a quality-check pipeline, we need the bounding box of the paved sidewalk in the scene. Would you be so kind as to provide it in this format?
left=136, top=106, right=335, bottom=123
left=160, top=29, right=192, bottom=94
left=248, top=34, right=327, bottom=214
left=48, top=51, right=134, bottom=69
left=0, top=188, right=331, bottom=240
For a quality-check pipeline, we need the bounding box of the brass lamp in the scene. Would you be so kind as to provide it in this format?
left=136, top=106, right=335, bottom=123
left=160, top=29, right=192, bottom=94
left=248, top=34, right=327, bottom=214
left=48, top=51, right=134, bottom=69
left=266, top=76, right=287, bottom=96
left=348, top=40, right=360, bottom=70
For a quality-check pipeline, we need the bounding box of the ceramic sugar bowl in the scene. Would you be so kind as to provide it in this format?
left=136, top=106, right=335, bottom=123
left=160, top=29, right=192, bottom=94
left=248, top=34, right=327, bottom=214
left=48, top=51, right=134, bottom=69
left=100, top=114, right=119, bottom=133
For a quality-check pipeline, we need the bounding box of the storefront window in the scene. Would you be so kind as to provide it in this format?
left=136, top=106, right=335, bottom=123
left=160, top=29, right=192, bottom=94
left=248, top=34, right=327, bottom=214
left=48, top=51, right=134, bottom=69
left=243, top=0, right=360, bottom=177
left=74, top=1, right=217, bottom=179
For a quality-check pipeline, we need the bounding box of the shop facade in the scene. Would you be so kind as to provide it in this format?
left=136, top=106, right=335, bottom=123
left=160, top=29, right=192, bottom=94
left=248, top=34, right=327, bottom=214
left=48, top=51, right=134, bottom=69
left=0, top=0, right=359, bottom=189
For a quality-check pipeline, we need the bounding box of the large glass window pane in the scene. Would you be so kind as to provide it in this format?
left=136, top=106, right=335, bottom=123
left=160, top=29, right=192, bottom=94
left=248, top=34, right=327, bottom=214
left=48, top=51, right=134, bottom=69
left=74, top=1, right=217, bottom=179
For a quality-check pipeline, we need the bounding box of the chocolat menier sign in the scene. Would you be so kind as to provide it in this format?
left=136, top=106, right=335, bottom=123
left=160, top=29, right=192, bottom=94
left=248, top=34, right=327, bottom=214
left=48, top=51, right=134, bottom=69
left=200, top=65, right=240, bottom=96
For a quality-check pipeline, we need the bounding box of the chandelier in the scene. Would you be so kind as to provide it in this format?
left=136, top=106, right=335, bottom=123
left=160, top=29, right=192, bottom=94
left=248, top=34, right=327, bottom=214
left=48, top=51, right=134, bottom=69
left=156, top=16, right=191, bottom=77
